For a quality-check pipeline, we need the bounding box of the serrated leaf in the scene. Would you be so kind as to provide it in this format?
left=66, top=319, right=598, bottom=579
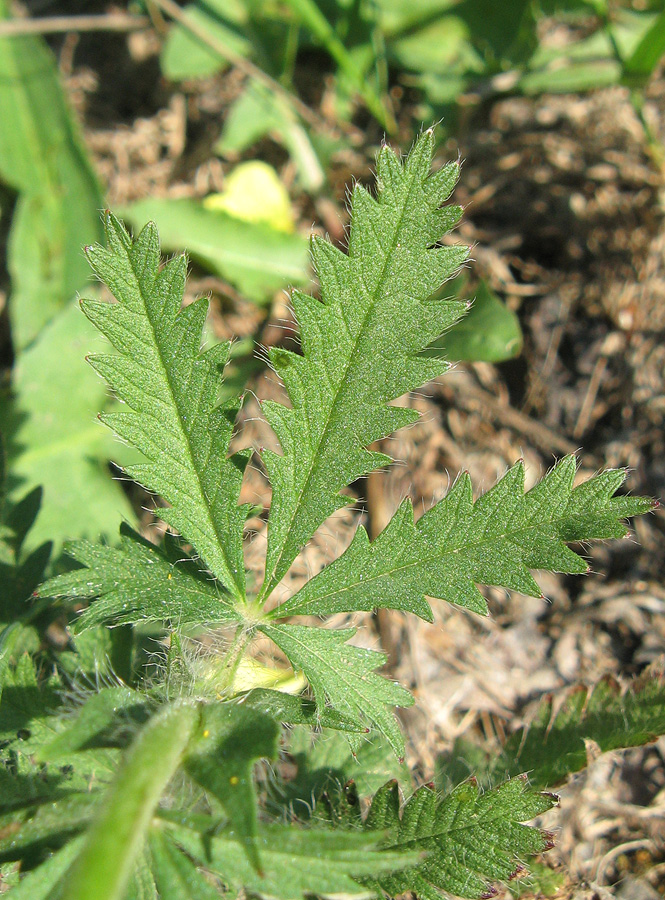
left=37, top=524, right=240, bottom=632
left=0, top=299, right=135, bottom=555
left=149, top=831, right=220, bottom=900
left=362, top=777, right=556, bottom=900
left=82, top=213, right=249, bottom=600
left=7, top=835, right=85, bottom=900
left=168, top=818, right=419, bottom=900
left=279, top=456, right=654, bottom=620
left=36, top=687, right=148, bottom=762
left=458, top=659, right=665, bottom=791
left=239, top=687, right=366, bottom=733
left=258, top=130, right=467, bottom=601
left=183, top=702, right=279, bottom=872
left=261, top=624, right=413, bottom=758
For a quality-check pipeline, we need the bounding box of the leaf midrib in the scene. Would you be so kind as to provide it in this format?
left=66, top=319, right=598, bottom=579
left=278, top=499, right=588, bottom=615
left=263, top=625, right=389, bottom=717
left=260, top=165, right=422, bottom=602
left=124, top=246, right=244, bottom=601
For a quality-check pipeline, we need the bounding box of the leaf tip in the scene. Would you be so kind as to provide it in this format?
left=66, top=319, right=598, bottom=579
left=542, top=831, right=556, bottom=851
left=509, top=864, right=527, bottom=881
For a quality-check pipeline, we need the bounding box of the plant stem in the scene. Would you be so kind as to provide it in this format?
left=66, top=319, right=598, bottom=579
left=222, top=624, right=251, bottom=693
left=148, top=0, right=329, bottom=135
left=62, top=702, right=199, bottom=900
left=0, top=14, right=149, bottom=37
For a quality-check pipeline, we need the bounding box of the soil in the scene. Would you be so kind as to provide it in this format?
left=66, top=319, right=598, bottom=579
left=39, top=18, right=665, bottom=900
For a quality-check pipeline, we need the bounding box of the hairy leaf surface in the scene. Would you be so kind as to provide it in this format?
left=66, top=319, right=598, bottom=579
left=259, top=130, right=468, bottom=600
left=362, top=777, right=556, bottom=900
left=168, top=819, right=419, bottom=900
left=82, top=213, right=249, bottom=599
left=184, top=702, right=280, bottom=872
left=279, top=456, right=654, bottom=619
left=440, top=659, right=665, bottom=791
left=38, top=524, right=239, bottom=631
left=261, top=623, right=413, bottom=757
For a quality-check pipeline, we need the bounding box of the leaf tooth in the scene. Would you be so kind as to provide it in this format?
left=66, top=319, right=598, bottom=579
left=167, top=296, right=208, bottom=361
left=404, top=129, right=436, bottom=182
left=154, top=253, right=187, bottom=321
left=400, top=785, right=437, bottom=842
left=310, top=237, right=350, bottom=304
left=426, top=160, right=460, bottom=204
left=366, top=780, right=402, bottom=832
left=376, top=143, right=403, bottom=196
left=103, top=210, right=133, bottom=252
left=129, top=221, right=160, bottom=290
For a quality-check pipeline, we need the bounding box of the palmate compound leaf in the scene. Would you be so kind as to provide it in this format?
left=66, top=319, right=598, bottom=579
left=276, top=456, right=655, bottom=621
left=81, top=213, right=250, bottom=601
left=261, top=623, right=413, bottom=758
left=37, top=524, right=240, bottom=631
left=360, top=776, right=557, bottom=900
left=257, top=129, right=468, bottom=603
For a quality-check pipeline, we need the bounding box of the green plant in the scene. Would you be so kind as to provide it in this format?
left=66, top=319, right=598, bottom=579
left=0, top=131, right=658, bottom=900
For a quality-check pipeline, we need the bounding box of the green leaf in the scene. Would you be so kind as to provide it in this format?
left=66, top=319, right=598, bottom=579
left=0, top=795, right=97, bottom=859
left=0, top=1, right=104, bottom=349
left=471, top=659, right=665, bottom=790
left=215, top=82, right=325, bottom=192
left=362, top=777, right=556, bottom=900
left=62, top=702, right=199, bottom=900
left=0, top=479, right=51, bottom=625
left=259, top=130, right=467, bottom=601
left=261, top=623, right=413, bottom=758
left=0, top=299, right=135, bottom=554
left=36, top=687, right=147, bottom=762
left=149, top=831, right=220, bottom=900
left=7, top=836, right=85, bottom=900
left=389, top=15, right=472, bottom=75
left=82, top=213, right=249, bottom=600
left=168, top=818, right=419, bottom=900
left=38, top=525, right=240, bottom=632
left=183, top=702, right=279, bottom=872
left=426, top=279, right=523, bottom=363
left=120, top=198, right=310, bottom=305
left=622, top=10, right=665, bottom=84
left=239, top=687, right=366, bottom=733
left=282, top=0, right=394, bottom=130
left=160, top=1, right=251, bottom=81
left=0, top=652, right=119, bottom=811
left=282, top=728, right=410, bottom=808
left=278, top=457, right=654, bottom=620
